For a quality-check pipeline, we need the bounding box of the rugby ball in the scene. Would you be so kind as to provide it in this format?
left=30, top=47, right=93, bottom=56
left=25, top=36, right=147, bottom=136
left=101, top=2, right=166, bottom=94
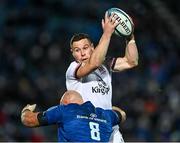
left=107, top=8, right=134, bottom=37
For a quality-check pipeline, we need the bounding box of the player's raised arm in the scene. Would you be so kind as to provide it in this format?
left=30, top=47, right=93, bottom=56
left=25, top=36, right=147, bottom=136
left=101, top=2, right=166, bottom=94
left=74, top=12, right=121, bottom=78
left=89, top=12, right=119, bottom=67
left=112, top=34, right=139, bottom=72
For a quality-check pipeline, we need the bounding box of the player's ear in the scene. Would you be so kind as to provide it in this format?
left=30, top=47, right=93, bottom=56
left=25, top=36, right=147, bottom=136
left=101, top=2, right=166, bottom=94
left=91, top=43, right=94, bottom=51
left=72, top=52, right=76, bottom=59
left=60, top=98, right=69, bottom=105
left=71, top=48, right=76, bottom=58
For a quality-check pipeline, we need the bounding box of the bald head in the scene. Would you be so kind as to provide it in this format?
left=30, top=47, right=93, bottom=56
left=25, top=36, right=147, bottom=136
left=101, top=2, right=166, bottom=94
left=60, top=90, right=84, bottom=105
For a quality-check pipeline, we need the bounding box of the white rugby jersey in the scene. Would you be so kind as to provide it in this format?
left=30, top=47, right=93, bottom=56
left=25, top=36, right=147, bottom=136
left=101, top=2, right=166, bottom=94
left=66, top=58, right=116, bottom=109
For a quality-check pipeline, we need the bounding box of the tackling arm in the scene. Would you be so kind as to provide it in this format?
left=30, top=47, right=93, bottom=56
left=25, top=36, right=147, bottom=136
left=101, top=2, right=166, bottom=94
left=21, top=104, right=50, bottom=127
left=21, top=104, right=61, bottom=128
left=112, top=106, right=126, bottom=123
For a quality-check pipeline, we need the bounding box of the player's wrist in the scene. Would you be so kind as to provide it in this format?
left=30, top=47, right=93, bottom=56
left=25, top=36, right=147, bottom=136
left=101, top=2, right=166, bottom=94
left=103, top=30, right=113, bottom=38
left=21, top=104, right=37, bottom=113
left=21, top=109, right=31, bottom=114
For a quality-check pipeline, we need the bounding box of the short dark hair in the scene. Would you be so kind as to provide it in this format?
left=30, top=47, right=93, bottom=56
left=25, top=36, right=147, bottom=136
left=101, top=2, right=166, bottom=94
left=70, top=33, right=92, bottom=48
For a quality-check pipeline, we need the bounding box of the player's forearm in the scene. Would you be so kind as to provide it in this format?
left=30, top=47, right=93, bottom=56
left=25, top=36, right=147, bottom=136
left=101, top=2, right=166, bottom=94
left=125, top=38, right=139, bottom=67
left=21, top=111, right=40, bottom=127
left=90, top=32, right=111, bottom=67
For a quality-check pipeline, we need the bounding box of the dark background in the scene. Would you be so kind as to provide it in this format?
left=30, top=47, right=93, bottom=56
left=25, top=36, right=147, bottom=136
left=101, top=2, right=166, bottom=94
left=0, top=0, right=180, bottom=141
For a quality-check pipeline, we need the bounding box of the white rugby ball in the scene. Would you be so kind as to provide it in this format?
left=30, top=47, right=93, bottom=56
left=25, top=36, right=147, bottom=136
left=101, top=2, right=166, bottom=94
left=107, top=8, right=134, bottom=37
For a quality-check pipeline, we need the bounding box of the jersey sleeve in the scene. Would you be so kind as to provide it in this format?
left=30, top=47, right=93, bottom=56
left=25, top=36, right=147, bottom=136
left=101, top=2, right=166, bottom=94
left=66, top=62, right=82, bottom=91
left=66, top=61, right=81, bottom=80
left=104, top=57, right=117, bottom=71
left=38, top=105, right=63, bottom=125
left=109, top=110, right=121, bottom=126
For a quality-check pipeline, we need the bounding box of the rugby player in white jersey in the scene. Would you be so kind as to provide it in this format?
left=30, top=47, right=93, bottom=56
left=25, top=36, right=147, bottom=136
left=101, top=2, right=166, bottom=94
left=66, top=12, right=139, bottom=142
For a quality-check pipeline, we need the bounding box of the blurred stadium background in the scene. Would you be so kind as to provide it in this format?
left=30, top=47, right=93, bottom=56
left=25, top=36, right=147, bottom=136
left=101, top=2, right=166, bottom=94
left=0, top=0, right=180, bottom=141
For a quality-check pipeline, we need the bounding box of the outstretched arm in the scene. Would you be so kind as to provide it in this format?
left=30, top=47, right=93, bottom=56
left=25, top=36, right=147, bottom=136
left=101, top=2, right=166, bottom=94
left=90, top=12, right=119, bottom=67
left=113, top=34, right=139, bottom=72
left=21, top=104, right=62, bottom=127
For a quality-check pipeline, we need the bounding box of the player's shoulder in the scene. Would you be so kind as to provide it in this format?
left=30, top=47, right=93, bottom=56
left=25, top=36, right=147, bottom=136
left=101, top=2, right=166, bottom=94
left=97, top=108, right=117, bottom=118
left=69, top=61, right=80, bottom=68
left=62, top=103, right=80, bottom=109
left=75, top=101, right=95, bottom=111
left=82, top=101, right=94, bottom=108
left=62, top=102, right=90, bottom=109
left=105, top=108, right=117, bottom=115
left=66, top=61, right=80, bottom=73
left=47, top=105, right=59, bottom=112
left=104, top=56, right=116, bottom=70
left=61, top=102, right=93, bottom=114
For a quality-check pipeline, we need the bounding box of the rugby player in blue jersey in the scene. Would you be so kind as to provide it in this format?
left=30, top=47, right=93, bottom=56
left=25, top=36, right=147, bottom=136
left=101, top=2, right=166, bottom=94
left=21, top=90, right=126, bottom=142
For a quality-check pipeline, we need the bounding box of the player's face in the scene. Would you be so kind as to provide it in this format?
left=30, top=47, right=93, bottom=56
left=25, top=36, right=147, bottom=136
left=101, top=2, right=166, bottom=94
left=71, top=38, right=94, bottom=63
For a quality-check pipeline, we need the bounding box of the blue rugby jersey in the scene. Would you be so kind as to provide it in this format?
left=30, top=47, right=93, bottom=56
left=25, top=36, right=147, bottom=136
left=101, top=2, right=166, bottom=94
left=43, top=101, right=120, bottom=142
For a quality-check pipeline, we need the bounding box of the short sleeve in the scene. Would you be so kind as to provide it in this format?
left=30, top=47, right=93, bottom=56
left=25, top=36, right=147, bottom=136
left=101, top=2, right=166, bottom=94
left=45, top=105, right=63, bottom=124
left=66, top=62, right=82, bottom=91
left=104, top=57, right=117, bottom=71
left=109, top=110, right=120, bottom=126
left=66, top=61, right=81, bottom=80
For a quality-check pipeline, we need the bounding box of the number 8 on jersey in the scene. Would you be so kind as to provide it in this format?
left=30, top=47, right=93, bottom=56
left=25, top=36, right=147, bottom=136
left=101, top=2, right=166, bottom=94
left=89, top=122, right=101, bottom=141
